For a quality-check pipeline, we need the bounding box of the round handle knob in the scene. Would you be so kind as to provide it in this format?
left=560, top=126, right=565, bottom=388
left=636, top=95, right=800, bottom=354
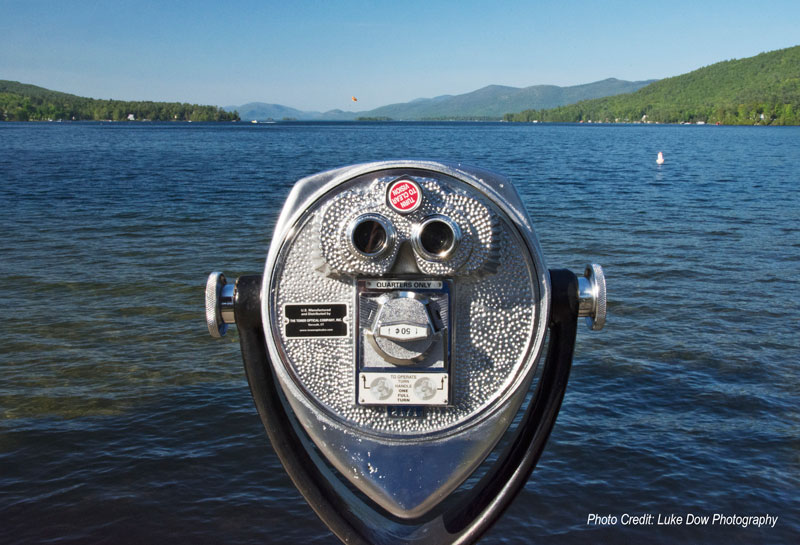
left=577, top=264, right=606, bottom=331
left=205, top=271, right=235, bottom=338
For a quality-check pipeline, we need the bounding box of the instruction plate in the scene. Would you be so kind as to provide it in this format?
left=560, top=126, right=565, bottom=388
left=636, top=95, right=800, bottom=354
left=358, top=372, right=449, bottom=406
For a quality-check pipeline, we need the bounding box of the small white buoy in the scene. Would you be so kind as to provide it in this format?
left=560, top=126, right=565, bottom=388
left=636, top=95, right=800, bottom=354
left=656, top=151, right=665, bottom=165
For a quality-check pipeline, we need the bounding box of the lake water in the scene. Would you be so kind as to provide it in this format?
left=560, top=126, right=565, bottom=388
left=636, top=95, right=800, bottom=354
left=1, top=122, right=798, bottom=544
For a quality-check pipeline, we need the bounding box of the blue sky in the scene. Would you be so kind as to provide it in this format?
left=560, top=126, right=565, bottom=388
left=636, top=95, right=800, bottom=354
left=2, top=0, right=799, bottom=111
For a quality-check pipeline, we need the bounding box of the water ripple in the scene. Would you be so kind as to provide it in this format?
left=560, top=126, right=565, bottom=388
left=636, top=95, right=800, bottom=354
left=1, top=122, right=798, bottom=544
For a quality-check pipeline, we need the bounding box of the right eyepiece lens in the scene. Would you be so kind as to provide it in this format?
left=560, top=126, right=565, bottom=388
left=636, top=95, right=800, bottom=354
left=352, top=218, right=388, bottom=255
left=420, top=219, right=456, bottom=256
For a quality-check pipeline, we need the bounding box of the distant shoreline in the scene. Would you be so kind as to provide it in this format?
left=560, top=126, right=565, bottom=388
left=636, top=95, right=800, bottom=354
left=4, top=119, right=797, bottom=128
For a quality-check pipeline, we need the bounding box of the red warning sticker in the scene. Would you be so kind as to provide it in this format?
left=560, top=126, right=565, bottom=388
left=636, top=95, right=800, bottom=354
left=387, top=179, right=422, bottom=214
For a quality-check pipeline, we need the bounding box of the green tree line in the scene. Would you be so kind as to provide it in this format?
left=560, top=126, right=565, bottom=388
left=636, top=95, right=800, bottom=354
left=504, top=45, right=800, bottom=125
left=0, top=80, right=239, bottom=122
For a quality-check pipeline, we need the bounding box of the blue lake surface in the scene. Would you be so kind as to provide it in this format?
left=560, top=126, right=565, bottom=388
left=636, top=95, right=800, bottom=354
left=1, top=121, right=798, bottom=544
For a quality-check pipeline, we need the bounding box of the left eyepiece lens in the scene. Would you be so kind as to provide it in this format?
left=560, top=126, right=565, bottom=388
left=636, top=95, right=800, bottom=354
left=350, top=215, right=391, bottom=256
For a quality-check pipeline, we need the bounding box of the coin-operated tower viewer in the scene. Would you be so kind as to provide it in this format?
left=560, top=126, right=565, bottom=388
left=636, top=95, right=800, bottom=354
left=205, top=161, right=606, bottom=545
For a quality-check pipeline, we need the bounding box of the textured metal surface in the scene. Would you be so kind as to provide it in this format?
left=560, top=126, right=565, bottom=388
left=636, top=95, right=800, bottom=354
left=260, top=161, right=551, bottom=518
left=269, top=173, right=538, bottom=435
left=315, top=176, right=499, bottom=278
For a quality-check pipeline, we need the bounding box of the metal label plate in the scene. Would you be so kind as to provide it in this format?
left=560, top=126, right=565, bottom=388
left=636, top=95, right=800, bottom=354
left=364, top=279, right=443, bottom=290
left=284, top=303, right=348, bottom=338
left=358, top=372, right=449, bottom=405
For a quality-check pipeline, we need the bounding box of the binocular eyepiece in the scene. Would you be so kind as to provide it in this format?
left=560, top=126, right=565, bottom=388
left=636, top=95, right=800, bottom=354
left=347, top=212, right=462, bottom=263
left=349, top=214, right=394, bottom=257
left=205, top=161, right=605, bottom=545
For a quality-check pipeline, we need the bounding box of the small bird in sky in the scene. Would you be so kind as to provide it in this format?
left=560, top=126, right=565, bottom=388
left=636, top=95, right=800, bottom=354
left=352, top=96, right=358, bottom=102
left=656, top=151, right=665, bottom=165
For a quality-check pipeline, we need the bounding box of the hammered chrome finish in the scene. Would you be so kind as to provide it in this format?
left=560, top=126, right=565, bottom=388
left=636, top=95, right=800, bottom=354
left=270, top=176, right=537, bottom=434
left=315, top=175, right=499, bottom=278
left=260, top=161, right=552, bottom=518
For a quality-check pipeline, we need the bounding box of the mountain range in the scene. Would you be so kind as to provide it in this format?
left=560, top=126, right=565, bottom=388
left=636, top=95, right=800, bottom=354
left=506, top=45, right=800, bottom=125
left=227, top=78, right=656, bottom=121
left=5, top=44, right=796, bottom=125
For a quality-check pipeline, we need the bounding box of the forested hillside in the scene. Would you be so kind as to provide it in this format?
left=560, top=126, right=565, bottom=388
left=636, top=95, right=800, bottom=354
left=505, top=45, right=800, bottom=125
left=0, top=81, right=239, bottom=122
